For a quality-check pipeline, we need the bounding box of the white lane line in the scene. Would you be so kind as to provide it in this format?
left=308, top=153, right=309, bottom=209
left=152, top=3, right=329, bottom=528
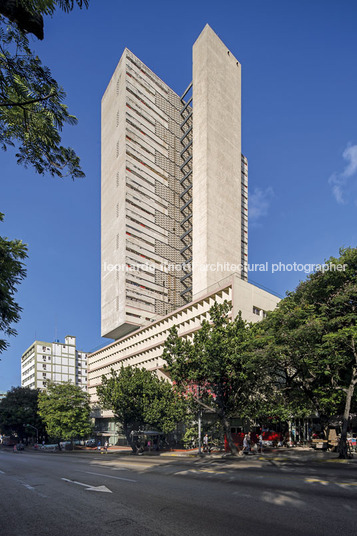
left=84, top=471, right=137, bottom=483
left=0, top=470, right=5, bottom=474
left=23, top=484, right=35, bottom=491
left=19, top=481, right=47, bottom=497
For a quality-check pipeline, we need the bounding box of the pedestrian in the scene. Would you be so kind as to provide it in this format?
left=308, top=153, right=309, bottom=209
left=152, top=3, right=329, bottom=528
left=243, top=433, right=251, bottom=454
left=258, top=432, right=263, bottom=453
left=247, top=432, right=252, bottom=452
left=203, top=433, right=209, bottom=453
left=104, top=440, right=108, bottom=453
left=97, top=440, right=101, bottom=452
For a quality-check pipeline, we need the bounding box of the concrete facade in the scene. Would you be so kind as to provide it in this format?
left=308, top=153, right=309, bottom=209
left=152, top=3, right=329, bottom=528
left=101, top=26, right=249, bottom=341
left=21, top=336, right=88, bottom=391
left=89, top=275, right=280, bottom=409
left=101, top=49, right=187, bottom=341
left=192, top=25, right=247, bottom=295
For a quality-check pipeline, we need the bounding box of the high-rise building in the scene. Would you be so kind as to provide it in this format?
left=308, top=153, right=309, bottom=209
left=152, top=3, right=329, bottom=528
left=21, top=336, right=88, bottom=391
left=91, top=25, right=280, bottom=443
left=101, top=25, right=248, bottom=341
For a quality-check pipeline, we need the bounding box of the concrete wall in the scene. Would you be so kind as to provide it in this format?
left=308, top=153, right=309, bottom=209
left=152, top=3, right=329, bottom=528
left=192, top=25, right=243, bottom=295
left=101, top=51, right=128, bottom=339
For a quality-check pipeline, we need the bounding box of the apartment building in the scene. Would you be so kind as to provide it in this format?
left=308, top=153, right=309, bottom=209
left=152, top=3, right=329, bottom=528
left=101, top=25, right=249, bottom=341
left=21, top=336, right=88, bottom=391
left=90, top=26, right=280, bottom=443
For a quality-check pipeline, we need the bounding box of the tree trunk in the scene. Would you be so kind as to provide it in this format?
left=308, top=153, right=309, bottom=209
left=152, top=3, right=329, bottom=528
left=124, top=425, right=137, bottom=454
left=222, top=416, right=239, bottom=456
left=338, top=382, right=355, bottom=459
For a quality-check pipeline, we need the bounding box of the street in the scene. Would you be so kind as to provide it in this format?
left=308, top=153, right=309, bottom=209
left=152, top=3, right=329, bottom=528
left=0, top=448, right=356, bottom=535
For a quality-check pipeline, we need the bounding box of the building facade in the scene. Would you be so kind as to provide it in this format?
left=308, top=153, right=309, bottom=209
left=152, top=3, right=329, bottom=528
left=90, top=275, right=280, bottom=444
left=21, top=336, right=88, bottom=391
left=101, top=25, right=249, bottom=341
left=93, top=26, right=280, bottom=444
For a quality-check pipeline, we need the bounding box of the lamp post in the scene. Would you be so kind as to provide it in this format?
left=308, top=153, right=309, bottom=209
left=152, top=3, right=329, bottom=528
left=23, top=424, right=39, bottom=444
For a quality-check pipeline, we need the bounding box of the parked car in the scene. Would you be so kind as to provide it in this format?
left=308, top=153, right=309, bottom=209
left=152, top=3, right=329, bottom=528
left=85, top=439, right=96, bottom=447
left=15, top=442, right=25, bottom=450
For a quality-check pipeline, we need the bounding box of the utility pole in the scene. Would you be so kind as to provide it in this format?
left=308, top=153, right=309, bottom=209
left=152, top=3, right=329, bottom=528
left=23, top=424, right=39, bottom=444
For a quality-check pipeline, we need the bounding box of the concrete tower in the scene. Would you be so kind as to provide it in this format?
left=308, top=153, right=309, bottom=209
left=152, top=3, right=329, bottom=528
left=101, top=26, right=248, bottom=340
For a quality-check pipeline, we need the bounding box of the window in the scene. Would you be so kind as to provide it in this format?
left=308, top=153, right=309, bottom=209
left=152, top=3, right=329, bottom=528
left=253, top=306, right=260, bottom=315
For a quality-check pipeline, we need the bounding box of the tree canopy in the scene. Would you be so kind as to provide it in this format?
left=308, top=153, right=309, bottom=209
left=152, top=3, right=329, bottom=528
left=38, top=381, right=92, bottom=441
left=163, top=301, right=260, bottom=455
left=260, top=247, right=357, bottom=458
left=0, top=213, right=27, bottom=354
left=97, top=366, right=188, bottom=452
left=0, top=0, right=89, bottom=178
left=0, top=386, right=44, bottom=439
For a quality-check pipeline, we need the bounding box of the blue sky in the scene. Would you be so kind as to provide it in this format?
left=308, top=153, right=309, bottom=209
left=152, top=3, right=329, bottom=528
left=1, top=0, right=356, bottom=390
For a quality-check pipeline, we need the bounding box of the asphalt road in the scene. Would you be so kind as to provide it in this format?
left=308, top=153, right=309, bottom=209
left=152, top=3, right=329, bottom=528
left=0, top=448, right=356, bottom=536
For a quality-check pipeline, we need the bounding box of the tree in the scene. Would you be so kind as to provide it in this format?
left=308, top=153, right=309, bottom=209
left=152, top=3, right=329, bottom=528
left=0, top=386, right=44, bottom=439
left=163, top=301, right=259, bottom=455
left=0, top=0, right=89, bottom=178
left=38, top=381, right=92, bottom=443
left=97, top=366, right=188, bottom=453
left=0, top=212, right=27, bottom=354
left=261, top=247, right=357, bottom=458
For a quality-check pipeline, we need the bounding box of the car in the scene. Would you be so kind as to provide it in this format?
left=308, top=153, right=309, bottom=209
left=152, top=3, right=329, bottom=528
left=85, top=439, right=96, bottom=447
left=15, top=442, right=25, bottom=450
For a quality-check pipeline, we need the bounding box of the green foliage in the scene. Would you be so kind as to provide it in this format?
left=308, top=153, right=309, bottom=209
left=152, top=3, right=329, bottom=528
left=262, top=248, right=357, bottom=415
left=163, top=301, right=258, bottom=454
left=38, top=381, right=92, bottom=440
left=23, top=1, right=89, bottom=16
left=0, top=213, right=27, bottom=353
left=261, top=247, right=357, bottom=457
left=0, top=386, right=44, bottom=438
left=0, top=1, right=89, bottom=177
left=97, top=366, right=187, bottom=450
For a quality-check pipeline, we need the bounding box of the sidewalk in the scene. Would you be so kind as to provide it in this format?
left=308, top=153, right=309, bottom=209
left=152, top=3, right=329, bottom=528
left=66, top=445, right=357, bottom=465
left=21, top=443, right=356, bottom=466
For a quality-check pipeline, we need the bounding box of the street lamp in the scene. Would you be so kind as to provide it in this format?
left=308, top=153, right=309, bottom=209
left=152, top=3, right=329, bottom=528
left=23, top=424, right=39, bottom=444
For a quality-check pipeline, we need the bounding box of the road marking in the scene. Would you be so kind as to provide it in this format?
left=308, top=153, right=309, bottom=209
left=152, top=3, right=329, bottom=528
left=91, top=464, right=128, bottom=471
left=84, top=471, right=137, bottom=483
left=306, top=478, right=357, bottom=487
left=23, top=484, right=36, bottom=491
left=0, top=470, right=5, bottom=474
left=61, top=477, right=112, bottom=493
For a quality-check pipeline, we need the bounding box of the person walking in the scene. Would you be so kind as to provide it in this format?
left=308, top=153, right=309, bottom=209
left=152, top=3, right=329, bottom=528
left=104, top=440, right=108, bottom=453
left=203, top=433, right=209, bottom=453
left=243, top=434, right=249, bottom=454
